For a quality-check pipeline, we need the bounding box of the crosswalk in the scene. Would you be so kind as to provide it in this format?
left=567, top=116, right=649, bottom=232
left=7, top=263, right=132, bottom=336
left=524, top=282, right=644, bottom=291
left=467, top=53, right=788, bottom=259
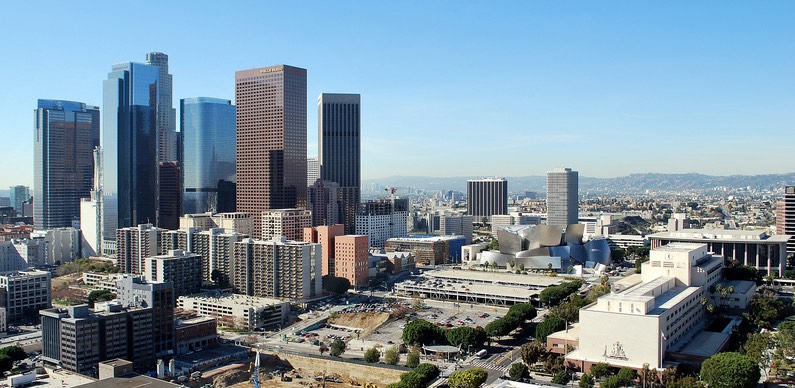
left=468, top=359, right=511, bottom=373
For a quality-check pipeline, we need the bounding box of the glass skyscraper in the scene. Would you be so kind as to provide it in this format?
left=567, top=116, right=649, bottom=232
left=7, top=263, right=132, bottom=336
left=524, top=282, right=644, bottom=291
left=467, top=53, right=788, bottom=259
left=180, top=97, right=236, bottom=214
left=103, top=61, right=160, bottom=239
left=145, top=52, right=177, bottom=163
left=34, top=100, right=100, bottom=229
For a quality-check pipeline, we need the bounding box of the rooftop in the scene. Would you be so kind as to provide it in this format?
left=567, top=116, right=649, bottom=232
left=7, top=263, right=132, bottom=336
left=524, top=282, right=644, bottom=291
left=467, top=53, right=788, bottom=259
left=76, top=375, right=180, bottom=388
left=387, top=235, right=465, bottom=243
left=423, top=269, right=565, bottom=287
left=179, top=292, right=285, bottom=307
left=649, top=228, right=791, bottom=243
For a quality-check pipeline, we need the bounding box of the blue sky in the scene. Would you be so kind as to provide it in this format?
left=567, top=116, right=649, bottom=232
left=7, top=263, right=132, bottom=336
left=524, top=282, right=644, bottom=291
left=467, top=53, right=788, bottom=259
left=1, top=1, right=793, bottom=188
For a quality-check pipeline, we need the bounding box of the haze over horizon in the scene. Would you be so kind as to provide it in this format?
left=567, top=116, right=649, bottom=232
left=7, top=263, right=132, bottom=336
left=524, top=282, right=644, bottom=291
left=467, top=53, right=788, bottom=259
left=2, top=1, right=793, bottom=188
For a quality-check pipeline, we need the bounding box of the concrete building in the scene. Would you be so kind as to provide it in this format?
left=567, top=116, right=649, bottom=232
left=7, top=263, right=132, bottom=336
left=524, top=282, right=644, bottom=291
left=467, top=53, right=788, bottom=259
left=566, top=243, right=727, bottom=372
left=308, top=180, right=341, bottom=227
left=467, top=178, right=508, bottom=221
left=261, top=208, right=312, bottom=241
left=116, top=224, right=166, bottom=274
left=82, top=272, right=132, bottom=292
left=546, top=168, right=578, bottom=229
left=0, top=239, right=46, bottom=269
left=438, top=213, right=474, bottom=244
left=334, top=235, right=369, bottom=288
left=34, top=100, right=100, bottom=230
left=303, top=224, right=345, bottom=276
left=232, top=237, right=321, bottom=302
left=385, top=235, right=466, bottom=266
left=307, top=157, right=320, bottom=187
left=0, top=270, right=50, bottom=322
left=145, top=250, right=202, bottom=298
left=318, top=93, right=361, bottom=235
left=491, top=212, right=542, bottom=237
left=779, top=186, right=795, bottom=256
left=40, top=303, right=154, bottom=377
left=648, top=228, right=789, bottom=276
left=174, top=315, right=218, bottom=355
left=235, top=65, right=307, bottom=235
left=356, top=198, right=409, bottom=248
left=80, top=147, right=103, bottom=257
left=179, top=212, right=253, bottom=236
left=461, top=242, right=489, bottom=264
left=31, top=227, right=80, bottom=264
left=369, top=249, right=416, bottom=274
left=115, top=276, right=174, bottom=357
left=605, top=234, right=649, bottom=250
left=160, top=227, right=242, bottom=286
left=177, top=293, right=288, bottom=330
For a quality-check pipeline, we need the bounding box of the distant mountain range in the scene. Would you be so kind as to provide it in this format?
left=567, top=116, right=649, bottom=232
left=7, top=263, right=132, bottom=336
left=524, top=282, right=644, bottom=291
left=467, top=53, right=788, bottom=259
left=363, top=173, right=795, bottom=195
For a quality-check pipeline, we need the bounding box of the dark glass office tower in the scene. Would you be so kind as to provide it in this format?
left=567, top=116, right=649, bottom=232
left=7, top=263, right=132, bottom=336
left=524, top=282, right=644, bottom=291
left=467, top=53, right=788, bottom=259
left=235, top=65, right=307, bottom=234
left=145, top=52, right=177, bottom=163
left=103, top=62, right=159, bottom=238
left=180, top=97, right=236, bottom=214
left=318, top=93, right=361, bottom=235
left=34, top=100, right=100, bottom=229
left=158, top=161, right=181, bottom=230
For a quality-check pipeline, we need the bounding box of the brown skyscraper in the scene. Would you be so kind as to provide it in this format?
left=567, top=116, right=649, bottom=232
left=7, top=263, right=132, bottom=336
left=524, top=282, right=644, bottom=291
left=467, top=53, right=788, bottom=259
left=236, top=65, right=308, bottom=233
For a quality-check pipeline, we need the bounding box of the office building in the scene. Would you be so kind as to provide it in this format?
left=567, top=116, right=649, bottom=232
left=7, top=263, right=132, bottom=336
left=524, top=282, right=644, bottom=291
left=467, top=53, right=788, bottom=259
left=0, top=270, right=51, bottom=322
left=235, top=65, right=307, bottom=234
left=115, top=276, right=175, bottom=357
left=491, top=212, right=542, bottom=237
left=40, top=303, right=154, bottom=377
left=385, top=235, right=466, bottom=266
left=9, top=186, right=30, bottom=215
left=308, top=180, right=341, bottom=227
left=145, top=250, right=202, bottom=298
left=33, top=100, right=100, bottom=230
left=103, top=60, right=159, bottom=238
left=145, top=52, right=177, bottom=163
left=180, top=97, right=236, bottom=214
left=232, top=237, right=321, bottom=302
left=318, top=93, right=361, bottom=235
left=157, top=161, right=181, bottom=230
left=177, top=293, right=288, bottom=331
left=303, top=224, right=345, bottom=276
left=174, top=314, right=217, bottom=356
left=334, top=235, right=369, bottom=288
left=80, top=147, right=103, bottom=256
left=648, top=228, right=789, bottom=276
left=307, top=157, right=319, bottom=186
left=179, top=212, right=253, bottom=236
left=356, top=198, right=409, bottom=248
left=467, top=178, right=508, bottom=221
left=261, top=208, right=312, bottom=241
left=438, top=213, right=474, bottom=244
left=31, top=227, right=80, bottom=264
left=546, top=168, right=578, bottom=229
left=115, top=224, right=165, bottom=274
left=779, top=186, right=795, bottom=256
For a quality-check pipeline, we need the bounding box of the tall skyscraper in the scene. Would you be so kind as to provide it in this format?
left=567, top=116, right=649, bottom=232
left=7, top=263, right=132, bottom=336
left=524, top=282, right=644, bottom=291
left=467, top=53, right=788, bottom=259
left=307, top=156, right=320, bottom=187
left=546, top=167, right=579, bottom=229
left=779, top=186, right=795, bottom=255
left=466, top=178, right=508, bottom=221
left=318, top=93, right=361, bottom=235
left=180, top=97, right=236, bottom=214
left=103, top=61, right=160, bottom=239
left=9, top=186, right=30, bottom=215
left=145, top=52, right=177, bottom=163
left=158, top=161, right=181, bottom=230
left=34, top=100, right=100, bottom=229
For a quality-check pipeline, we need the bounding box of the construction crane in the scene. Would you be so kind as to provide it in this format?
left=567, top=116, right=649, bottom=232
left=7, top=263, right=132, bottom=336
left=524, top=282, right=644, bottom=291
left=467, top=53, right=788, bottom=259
left=251, top=350, right=260, bottom=388
left=385, top=187, right=408, bottom=195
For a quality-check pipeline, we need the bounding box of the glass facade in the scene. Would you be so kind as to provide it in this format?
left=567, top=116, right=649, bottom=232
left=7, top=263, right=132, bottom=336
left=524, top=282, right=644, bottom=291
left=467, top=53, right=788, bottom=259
left=34, top=100, right=100, bottom=229
left=180, top=97, right=236, bottom=214
left=103, top=62, right=159, bottom=238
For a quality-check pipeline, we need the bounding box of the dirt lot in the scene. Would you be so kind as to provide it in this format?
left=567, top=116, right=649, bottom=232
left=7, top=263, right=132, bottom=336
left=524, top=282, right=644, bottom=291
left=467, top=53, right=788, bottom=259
left=328, top=312, right=389, bottom=336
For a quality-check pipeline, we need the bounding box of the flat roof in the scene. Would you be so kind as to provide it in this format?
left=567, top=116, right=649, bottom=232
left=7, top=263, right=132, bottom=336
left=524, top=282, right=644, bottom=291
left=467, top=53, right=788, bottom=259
left=179, top=292, right=285, bottom=306
left=675, top=331, right=730, bottom=357
left=423, top=269, right=566, bottom=287
left=649, top=229, right=791, bottom=243
left=76, top=375, right=180, bottom=388
left=547, top=322, right=580, bottom=342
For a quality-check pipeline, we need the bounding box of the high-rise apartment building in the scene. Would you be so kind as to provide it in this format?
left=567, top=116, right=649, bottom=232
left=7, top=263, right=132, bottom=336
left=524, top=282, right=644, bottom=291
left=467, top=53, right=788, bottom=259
left=161, top=227, right=243, bottom=285
left=467, top=178, right=508, bottom=221
left=308, top=180, right=341, bottom=227
left=261, top=208, right=312, bottom=241
left=779, top=186, right=795, bottom=255
left=115, top=276, right=174, bottom=357
left=145, top=250, right=202, bottom=298
left=318, top=93, right=361, bottom=235
left=307, top=157, right=320, bottom=187
left=9, top=186, right=30, bottom=215
left=115, top=224, right=165, bottom=274
left=179, top=212, right=253, bottom=236
left=145, top=52, right=177, bottom=163
left=34, top=100, right=100, bottom=230
left=103, top=61, right=159, bottom=238
left=546, top=168, right=579, bottom=229
left=180, top=97, right=236, bottom=214
left=355, top=198, right=409, bottom=248
left=303, top=224, right=345, bottom=276
left=235, top=65, right=307, bottom=234
left=334, top=235, right=369, bottom=288
left=232, top=237, right=321, bottom=302
left=157, top=161, right=181, bottom=230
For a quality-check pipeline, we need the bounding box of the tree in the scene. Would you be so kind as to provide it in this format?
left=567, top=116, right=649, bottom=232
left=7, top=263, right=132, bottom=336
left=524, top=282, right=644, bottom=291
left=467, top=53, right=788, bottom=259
left=535, top=316, right=565, bottom=342
left=445, top=327, right=487, bottom=349
left=87, top=289, right=115, bottom=307
left=329, top=338, right=347, bottom=357
left=411, top=297, right=425, bottom=312
left=0, top=346, right=26, bottom=362
left=448, top=368, right=488, bottom=388
left=364, top=347, right=381, bottom=363
left=700, top=352, right=760, bottom=388
left=743, top=332, right=773, bottom=372
left=402, top=319, right=442, bottom=346
left=508, top=303, right=537, bottom=321
left=745, top=295, right=787, bottom=328
left=322, top=275, right=351, bottom=295
left=318, top=345, right=328, bottom=356
left=405, top=351, right=420, bottom=368
left=0, top=355, right=12, bottom=375
left=589, top=362, right=611, bottom=380
left=616, top=367, right=637, bottom=384
left=508, top=363, right=528, bottom=381
left=600, top=376, right=621, bottom=388
left=489, top=239, right=499, bottom=250
left=551, top=370, right=570, bottom=385
left=521, top=342, right=547, bottom=365
left=384, top=346, right=400, bottom=365
left=578, top=373, right=595, bottom=388
left=639, top=363, right=659, bottom=387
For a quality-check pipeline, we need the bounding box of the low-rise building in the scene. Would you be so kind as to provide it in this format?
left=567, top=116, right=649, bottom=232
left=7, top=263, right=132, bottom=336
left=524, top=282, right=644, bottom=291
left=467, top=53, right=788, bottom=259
left=177, top=293, right=288, bottom=331
left=385, top=235, right=466, bottom=266
left=334, top=235, right=369, bottom=288
left=0, top=269, right=51, bottom=322
left=175, top=315, right=218, bottom=355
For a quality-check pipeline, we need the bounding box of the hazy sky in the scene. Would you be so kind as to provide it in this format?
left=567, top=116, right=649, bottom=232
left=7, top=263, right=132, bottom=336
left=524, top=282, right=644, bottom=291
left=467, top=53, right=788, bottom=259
left=1, top=1, right=793, bottom=188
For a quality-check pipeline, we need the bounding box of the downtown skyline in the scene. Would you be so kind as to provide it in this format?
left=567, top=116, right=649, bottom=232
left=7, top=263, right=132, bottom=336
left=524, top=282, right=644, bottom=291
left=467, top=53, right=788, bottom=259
left=1, top=1, right=794, bottom=189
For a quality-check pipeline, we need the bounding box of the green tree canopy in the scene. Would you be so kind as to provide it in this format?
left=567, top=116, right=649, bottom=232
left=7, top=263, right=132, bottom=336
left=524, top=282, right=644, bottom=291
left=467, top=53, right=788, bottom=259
left=0, top=346, right=26, bottom=362
left=364, top=347, right=381, bottom=363
left=508, top=363, right=528, bottom=381
left=535, top=316, right=566, bottom=342
left=589, top=362, right=611, bottom=380
left=87, top=289, right=115, bottom=307
left=405, top=351, right=420, bottom=368
left=448, top=368, right=488, bottom=388
left=521, top=341, right=547, bottom=365
left=507, top=303, right=537, bottom=321
left=329, top=338, right=347, bottom=357
left=551, top=370, right=570, bottom=385
left=322, top=275, right=351, bottom=295
left=578, top=373, right=594, bottom=388
left=700, top=352, right=760, bottom=388
left=384, top=346, right=400, bottom=365
left=445, top=326, right=487, bottom=349
left=401, top=319, right=443, bottom=346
